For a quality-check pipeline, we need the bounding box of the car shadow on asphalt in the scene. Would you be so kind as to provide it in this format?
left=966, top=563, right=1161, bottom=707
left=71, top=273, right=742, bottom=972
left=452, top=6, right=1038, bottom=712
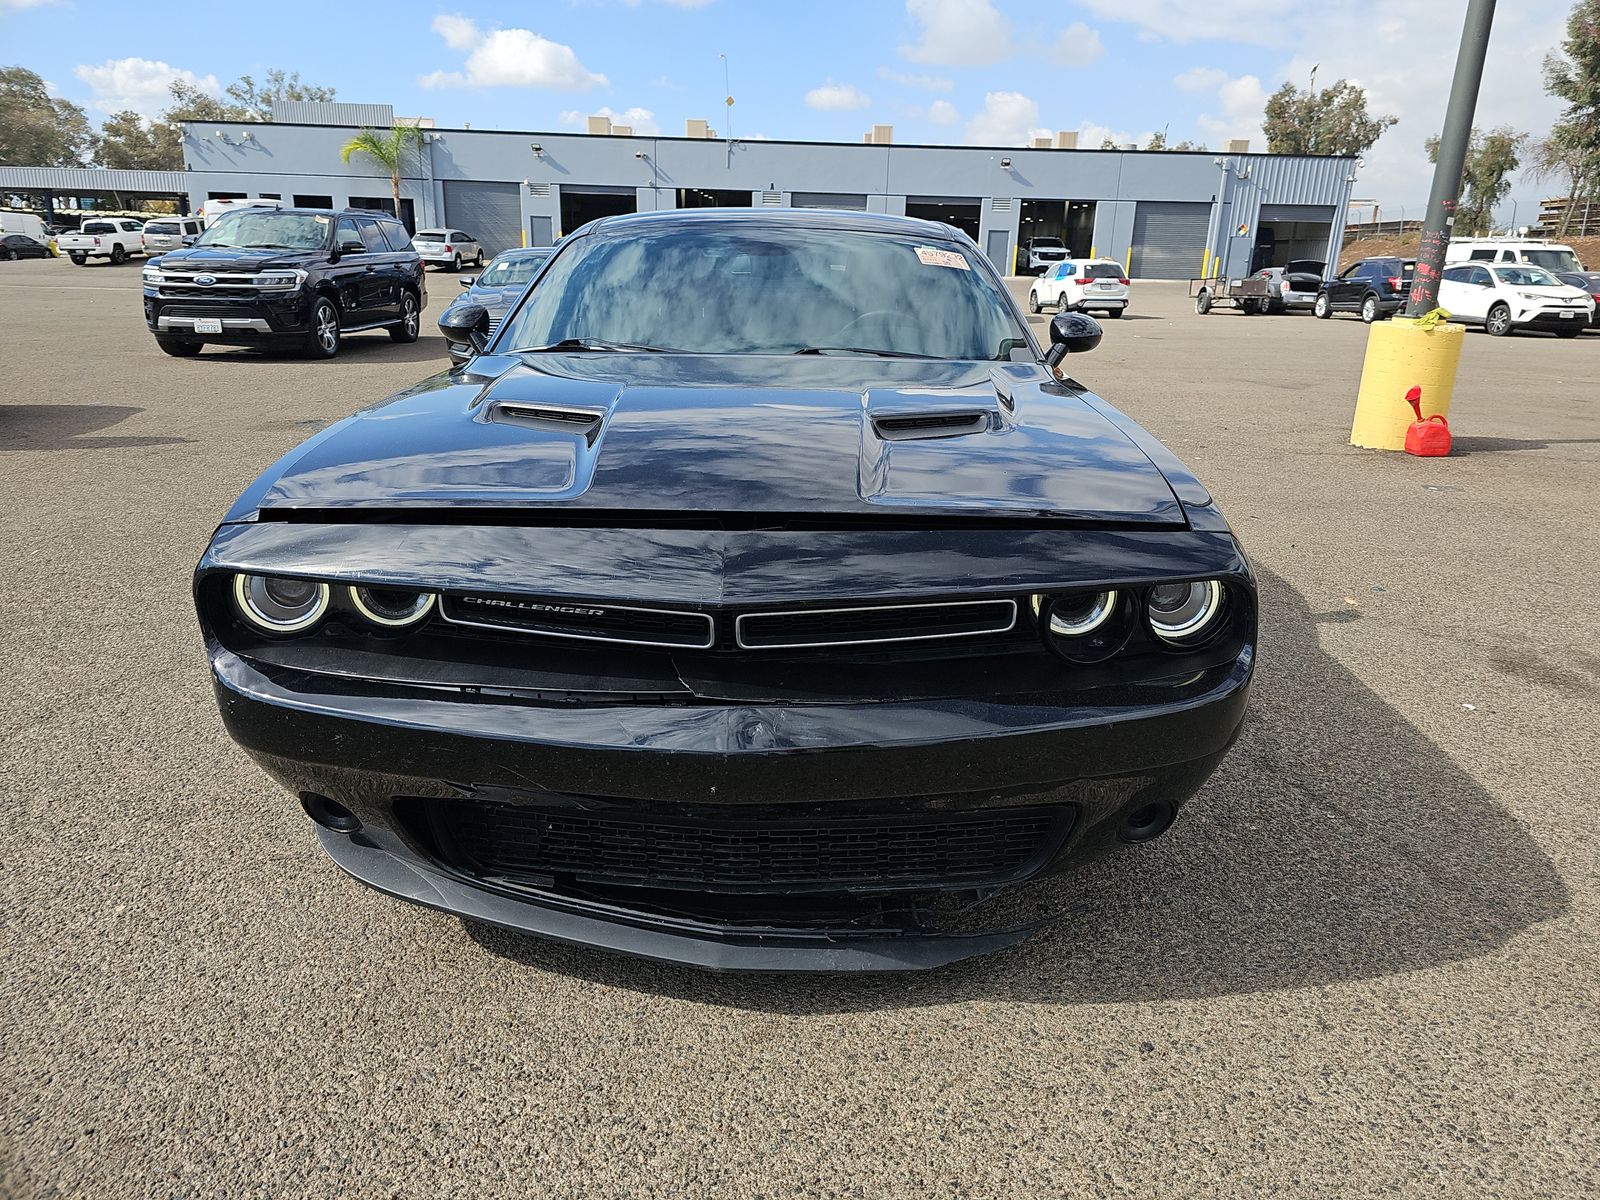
left=463, top=566, right=1568, bottom=1011
left=1447, top=436, right=1600, bottom=455
left=186, top=338, right=451, bottom=367
left=0, top=404, right=190, bottom=450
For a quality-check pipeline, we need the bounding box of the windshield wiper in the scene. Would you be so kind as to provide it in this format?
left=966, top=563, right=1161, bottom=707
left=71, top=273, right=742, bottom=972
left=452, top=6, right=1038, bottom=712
left=517, top=338, right=677, bottom=353
left=794, top=346, right=939, bottom=359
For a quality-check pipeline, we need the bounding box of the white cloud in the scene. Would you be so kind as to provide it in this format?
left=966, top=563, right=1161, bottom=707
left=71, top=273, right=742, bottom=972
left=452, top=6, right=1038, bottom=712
left=1077, top=0, right=1290, bottom=45
left=1051, top=22, right=1104, bottom=66
left=1173, top=66, right=1228, bottom=92
left=2, top=0, right=61, bottom=9
left=965, top=91, right=1048, bottom=146
left=420, top=14, right=607, bottom=90
left=805, top=80, right=871, bottom=111
left=1191, top=72, right=1268, bottom=145
left=1077, top=121, right=1143, bottom=150
left=72, top=57, right=220, bottom=118
left=558, top=106, right=659, bottom=135
left=877, top=67, right=954, bottom=92
left=900, top=0, right=1014, bottom=67
left=927, top=99, right=959, bottom=126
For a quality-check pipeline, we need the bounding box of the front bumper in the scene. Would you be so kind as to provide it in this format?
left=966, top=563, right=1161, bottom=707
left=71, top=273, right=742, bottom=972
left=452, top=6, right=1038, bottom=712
left=1514, top=306, right=1594, bottom=331
left=144, top=289, right=313, bottom=343
left=210, top=640, right=1251, bottom=970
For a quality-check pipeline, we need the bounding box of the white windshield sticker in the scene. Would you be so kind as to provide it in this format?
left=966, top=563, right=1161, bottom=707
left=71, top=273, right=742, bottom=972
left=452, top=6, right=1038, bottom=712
left=915, top=246, right=970, bottom=270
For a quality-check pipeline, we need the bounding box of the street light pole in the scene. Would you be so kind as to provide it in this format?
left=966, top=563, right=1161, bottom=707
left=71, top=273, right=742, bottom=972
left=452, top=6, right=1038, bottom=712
left=1407, top=0, right=1497, bottom=316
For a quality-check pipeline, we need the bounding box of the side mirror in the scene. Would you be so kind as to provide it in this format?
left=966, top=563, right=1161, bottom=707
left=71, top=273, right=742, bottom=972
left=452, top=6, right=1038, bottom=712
left=1045, top=311, right=1102, bottom=369
left=439, top=303, right=491, bottom=362
left=459, top=276, right=476, bottom=288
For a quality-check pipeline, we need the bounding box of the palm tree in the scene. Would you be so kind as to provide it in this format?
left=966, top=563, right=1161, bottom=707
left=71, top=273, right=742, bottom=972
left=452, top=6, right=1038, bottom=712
left=340, top=124, right=427, bottom=222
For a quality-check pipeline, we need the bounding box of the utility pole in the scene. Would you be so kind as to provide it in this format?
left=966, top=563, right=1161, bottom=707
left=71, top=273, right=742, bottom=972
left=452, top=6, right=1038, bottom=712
left=1406, top=0, right=1497, bottom=316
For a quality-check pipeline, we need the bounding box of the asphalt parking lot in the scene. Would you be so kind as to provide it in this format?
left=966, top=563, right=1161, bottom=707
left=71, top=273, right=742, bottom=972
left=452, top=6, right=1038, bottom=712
left=3, top=254, right=1596, bottom=1198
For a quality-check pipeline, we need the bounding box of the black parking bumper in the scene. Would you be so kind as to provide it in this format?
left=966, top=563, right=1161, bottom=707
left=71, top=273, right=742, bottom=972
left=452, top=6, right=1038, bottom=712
left=210, top=643, right=1252, bottom=970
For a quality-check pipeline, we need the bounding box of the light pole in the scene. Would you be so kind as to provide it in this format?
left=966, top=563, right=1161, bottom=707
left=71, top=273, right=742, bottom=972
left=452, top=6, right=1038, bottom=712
left=1351, top=0, right=1495, bottom=450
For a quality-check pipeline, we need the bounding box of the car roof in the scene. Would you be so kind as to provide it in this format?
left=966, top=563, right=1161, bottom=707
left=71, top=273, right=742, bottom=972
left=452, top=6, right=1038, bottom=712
left=486, top=247, right=552, bottom=261
left=581, top=206, right=967, bottom=243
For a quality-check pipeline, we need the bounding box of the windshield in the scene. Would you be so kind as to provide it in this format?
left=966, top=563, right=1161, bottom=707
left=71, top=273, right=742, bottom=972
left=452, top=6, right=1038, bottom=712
left=1523, top=249, right=1582, bottom=273
left=197, top=211, right=330, bottom=250
left=478, top=254, right=550, bottom=287
left=1494, top=264, right=1562, bottom=287
left=81, top=222, right=116, bottom=234
left=413, top=231, right=446, bottom=242
left=499, top=224, right=1030, bottom=360
left=144, top=221, right=177, bottom=234
left=1084, top=263, right=1124, bottom=280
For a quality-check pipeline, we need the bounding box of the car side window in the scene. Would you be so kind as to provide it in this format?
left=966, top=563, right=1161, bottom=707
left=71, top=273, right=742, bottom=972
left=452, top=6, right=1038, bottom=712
left=335, top=218, right=364, bottom=251
left=1441, top=266, right=1470, bottom=283
left=380, top=221, right=413, bottom=252
left=359, top=219, right=389, bottom=253
left=1499, top=251, right=1514, bottom=262
left=1341, top=264, right=1364, bottom=278
left=1470, top=265, right=1493, bottom=286
left=1468, top=249, right=1494, bottom=261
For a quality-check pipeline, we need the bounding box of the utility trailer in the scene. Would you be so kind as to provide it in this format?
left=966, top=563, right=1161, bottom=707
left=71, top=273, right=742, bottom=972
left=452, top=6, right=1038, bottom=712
left=1189, top=275, right=1276, bottom=315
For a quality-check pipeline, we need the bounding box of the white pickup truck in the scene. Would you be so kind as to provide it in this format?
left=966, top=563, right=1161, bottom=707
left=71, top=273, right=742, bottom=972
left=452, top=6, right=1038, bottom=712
left=57, top=218, right=145, bottom=265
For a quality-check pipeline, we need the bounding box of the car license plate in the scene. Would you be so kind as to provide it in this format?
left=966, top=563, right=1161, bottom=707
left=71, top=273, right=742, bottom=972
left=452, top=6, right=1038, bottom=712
left=194, top=318, right=223, bottom=334
left=1560, top=311, right=1575, bottom=319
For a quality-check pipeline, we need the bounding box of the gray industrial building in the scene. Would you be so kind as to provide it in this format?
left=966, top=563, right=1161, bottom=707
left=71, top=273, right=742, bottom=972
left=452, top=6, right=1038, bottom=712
left=1, top=101, right=1359, bottom=280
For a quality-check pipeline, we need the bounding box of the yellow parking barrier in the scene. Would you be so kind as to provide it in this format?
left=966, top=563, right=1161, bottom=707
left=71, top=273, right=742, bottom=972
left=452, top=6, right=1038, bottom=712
left=1350, top=314, right=1464, bottom=450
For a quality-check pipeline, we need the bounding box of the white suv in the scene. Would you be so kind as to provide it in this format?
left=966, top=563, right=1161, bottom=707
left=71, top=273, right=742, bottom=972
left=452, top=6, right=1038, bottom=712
left=1028, top=259, right=1130, bottom=318
left=1437, top=261, right=1594, bottom=338
left=413, top=228, right=484, bottom=271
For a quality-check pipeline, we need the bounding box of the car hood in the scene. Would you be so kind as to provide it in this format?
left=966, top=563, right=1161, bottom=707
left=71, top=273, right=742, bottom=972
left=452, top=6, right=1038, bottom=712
left=1511, top=284, right=1594, bottom=301
left=152, top=246, right=324, bottom=272
left=248, top=355, right=1189, bottom=527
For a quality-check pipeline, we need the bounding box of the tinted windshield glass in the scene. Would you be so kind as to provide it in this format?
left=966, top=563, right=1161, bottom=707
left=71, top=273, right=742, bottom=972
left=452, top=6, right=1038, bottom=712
left=1524, top=249, right=1581, bottom=273
left=1495, top=265, right=1562, bottom=287
left=198, top=212, right=330, bottom=250
left=499, top=224, right=1029, bottom=359
left=413, top=231, right=446, bottom=241
left=479, top=255, right=550, bottom=287
left=1033, top=239, right=1064, bottom=248
left=144, top=221, right=177, bottom=234
left=1084, top=263, right=1123, bottom=280
left=81, top=222, right=115, bottom=234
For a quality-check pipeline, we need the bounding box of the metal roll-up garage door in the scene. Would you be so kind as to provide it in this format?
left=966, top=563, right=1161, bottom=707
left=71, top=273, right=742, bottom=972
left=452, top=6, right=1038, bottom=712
left=1260, top=204, right=1336, bottom=223
left=443, top=181, right=521, bottom=257
left=1130, top=201, right=1211, bottom=279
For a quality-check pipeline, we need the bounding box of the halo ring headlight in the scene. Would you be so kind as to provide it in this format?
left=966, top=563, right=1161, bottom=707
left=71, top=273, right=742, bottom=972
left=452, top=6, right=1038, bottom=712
left=348, top=585, right=436, bottom=629
left=1147, top=579, right=1225, bottom=643
left=1047, top=590, right=1118, bottom=638
left=233, top=574, right=330, bottom=634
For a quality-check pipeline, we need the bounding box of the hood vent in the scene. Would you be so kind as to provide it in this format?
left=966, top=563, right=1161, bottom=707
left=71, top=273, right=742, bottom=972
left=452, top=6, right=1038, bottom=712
left=872, top=411, right=990, bottom=441
left=486, top=401, right=605, bottom=442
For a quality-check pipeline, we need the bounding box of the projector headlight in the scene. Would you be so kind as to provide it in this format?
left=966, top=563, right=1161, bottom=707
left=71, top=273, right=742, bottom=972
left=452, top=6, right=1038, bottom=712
left=1146, top=580, right=1225, bottom=644
left=348, top=585, right=436, bottom=629
left=233, top=574, right=330, bottom=634
left=1032, top=590, right=1128, bottom=663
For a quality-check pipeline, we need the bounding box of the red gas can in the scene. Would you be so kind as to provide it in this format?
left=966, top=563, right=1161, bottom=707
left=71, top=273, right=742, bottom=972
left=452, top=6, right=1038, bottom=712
left=1402, top=385, right=1452, bottom=457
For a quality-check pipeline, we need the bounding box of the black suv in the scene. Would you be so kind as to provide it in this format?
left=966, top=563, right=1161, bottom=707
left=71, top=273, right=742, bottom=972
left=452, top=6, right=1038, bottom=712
left=1314, top=256, right=1415, bottom=323
left=142, top=207, right=426, bottom=358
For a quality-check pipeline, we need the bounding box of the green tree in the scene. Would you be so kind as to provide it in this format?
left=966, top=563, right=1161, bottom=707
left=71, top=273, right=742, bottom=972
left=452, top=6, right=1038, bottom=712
left=224, top=69, right=335, bottom=120
left=1145, top=130, right=1168, bottom=151
left=340, top=124, right=427, bottom=216
left=1539, top=0, right=1600, bottom=232
left=92, top=109, right=182, bottom=170
left=1263, top=74, right=1397, bottom=157
left=0, top=65, right=93, bottom=166
left=1426, top=126, right=1527, bottom=235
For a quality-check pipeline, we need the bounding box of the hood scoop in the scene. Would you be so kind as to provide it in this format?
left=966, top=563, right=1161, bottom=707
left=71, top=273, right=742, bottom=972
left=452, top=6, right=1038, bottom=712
left=872, top=411, right=992, bottom=441
left=485, top=400, right=606, bottom=444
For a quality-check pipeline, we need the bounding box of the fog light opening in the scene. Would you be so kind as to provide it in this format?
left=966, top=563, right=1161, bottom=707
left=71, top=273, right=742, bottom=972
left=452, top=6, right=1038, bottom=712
left=1119, top=799, right=1175, bottom=843
left=300, top=792, right=361, bottom=834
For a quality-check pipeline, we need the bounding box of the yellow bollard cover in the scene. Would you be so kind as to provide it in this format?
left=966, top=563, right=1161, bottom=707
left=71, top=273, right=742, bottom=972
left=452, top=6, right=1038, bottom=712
left=1350, top=316, right=1465, bottom=450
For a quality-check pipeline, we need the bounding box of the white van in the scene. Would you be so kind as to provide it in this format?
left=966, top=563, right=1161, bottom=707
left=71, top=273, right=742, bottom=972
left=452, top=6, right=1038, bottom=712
left=0, top=212, right=48, bottom=244
left=1445, top=238, right=1585, bottom=274
left=198, top=197, right=285, bottom=227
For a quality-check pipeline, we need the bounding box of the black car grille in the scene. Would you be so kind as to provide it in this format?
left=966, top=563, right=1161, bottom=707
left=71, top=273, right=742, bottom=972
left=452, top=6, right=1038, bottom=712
left=442, top=592, right=715, bottom=648
left=429, top=801, right=1070, bottom=892
left=439, top=591, right=1021, bottom=653
left=736, top=599, right=1016, bottom=649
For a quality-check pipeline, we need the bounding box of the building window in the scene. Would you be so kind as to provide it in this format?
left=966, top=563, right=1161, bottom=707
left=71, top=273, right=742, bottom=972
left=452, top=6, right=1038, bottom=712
left=294, top=194, right=334, bottom=209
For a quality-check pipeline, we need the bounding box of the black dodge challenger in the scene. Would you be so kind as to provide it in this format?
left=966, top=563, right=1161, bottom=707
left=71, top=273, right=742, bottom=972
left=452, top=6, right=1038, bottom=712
left=197, top=209, right=1255, bottom=971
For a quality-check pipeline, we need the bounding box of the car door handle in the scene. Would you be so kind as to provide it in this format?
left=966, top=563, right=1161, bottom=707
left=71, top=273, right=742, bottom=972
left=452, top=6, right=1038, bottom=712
left=364, top=264, right=377, bottom=272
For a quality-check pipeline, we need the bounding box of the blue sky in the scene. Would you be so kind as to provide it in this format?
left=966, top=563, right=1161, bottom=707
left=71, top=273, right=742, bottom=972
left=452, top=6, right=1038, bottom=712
left=3, top=0, right=1577, bottom=222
